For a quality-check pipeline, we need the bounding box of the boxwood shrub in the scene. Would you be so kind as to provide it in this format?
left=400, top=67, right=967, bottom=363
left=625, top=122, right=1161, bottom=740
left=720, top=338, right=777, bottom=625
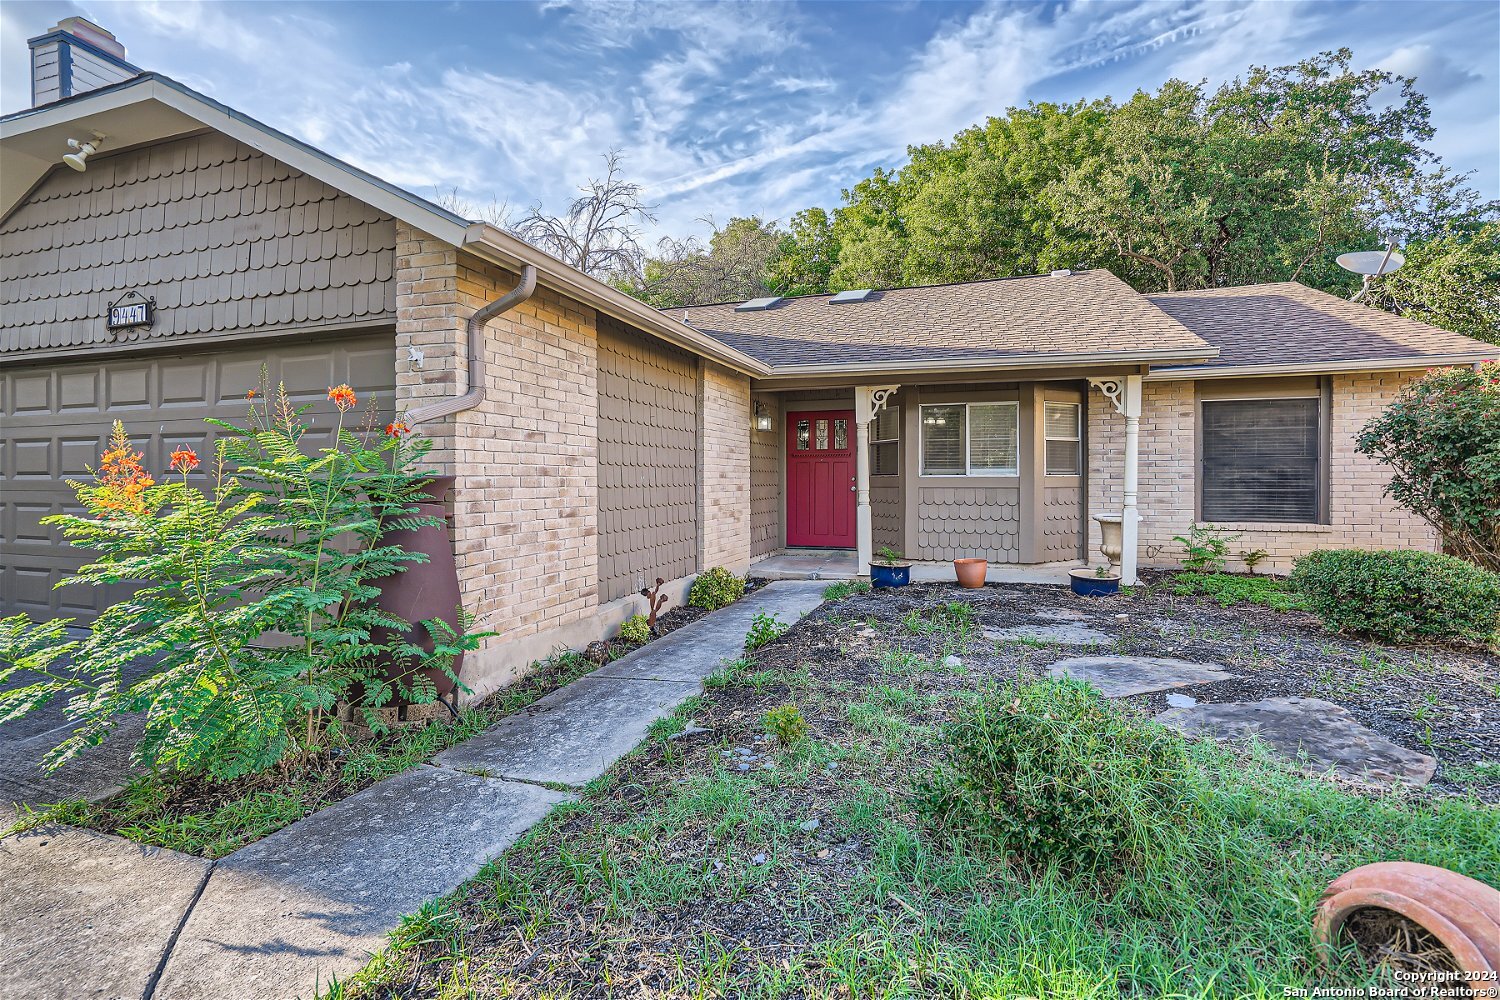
left=688, top=566, right=745, bottom=611
left=1290, top=549, right=1500, bottom=645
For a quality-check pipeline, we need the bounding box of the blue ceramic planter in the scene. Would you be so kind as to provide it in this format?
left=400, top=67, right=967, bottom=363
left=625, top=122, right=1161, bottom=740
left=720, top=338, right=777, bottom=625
left=871, top=564, right=911, bottom=588
left=1069, top=569, right=1120, bottom=597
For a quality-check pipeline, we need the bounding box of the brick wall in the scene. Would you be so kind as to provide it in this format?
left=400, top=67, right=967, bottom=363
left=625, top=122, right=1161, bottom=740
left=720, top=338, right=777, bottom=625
left=700, top=361, right=752, bottom=572
left=396, top=223, right=599, bottom=691
left=1087, top=371, right=1438, bottom=574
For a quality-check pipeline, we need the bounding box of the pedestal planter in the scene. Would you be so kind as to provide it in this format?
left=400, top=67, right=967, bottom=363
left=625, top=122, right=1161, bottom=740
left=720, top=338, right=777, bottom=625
left=1314, top=862, right=1500, bottom=977
left=953, top=558, right=988, bottom=588
left=1093, top=514, right=1123, bottom=570
left=871, top=563, right=911, bottom=588
left=1070, top=568, right=1121, bottom=597
left=369, top=476, right=465, bottom=704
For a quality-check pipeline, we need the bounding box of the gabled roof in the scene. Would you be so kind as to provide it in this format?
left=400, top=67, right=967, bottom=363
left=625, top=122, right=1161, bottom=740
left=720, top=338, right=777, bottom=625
left=0, top=72, right=770, bottom=376
left=1146, top=282, right=1495, bottom=377
left=679, top=269, right=1218, bottom=372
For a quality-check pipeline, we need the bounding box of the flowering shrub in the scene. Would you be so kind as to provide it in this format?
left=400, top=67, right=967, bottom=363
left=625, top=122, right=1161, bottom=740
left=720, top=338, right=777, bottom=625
left=1356, top=361, right=1500, bottom=571
left=0, top=380, right=489, bottom=780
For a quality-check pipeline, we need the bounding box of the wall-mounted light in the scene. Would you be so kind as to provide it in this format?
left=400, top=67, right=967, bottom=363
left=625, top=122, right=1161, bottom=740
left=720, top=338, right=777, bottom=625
left=63, top=133, right=105, bottom=172
left=753, top=400, right=773, bottom=432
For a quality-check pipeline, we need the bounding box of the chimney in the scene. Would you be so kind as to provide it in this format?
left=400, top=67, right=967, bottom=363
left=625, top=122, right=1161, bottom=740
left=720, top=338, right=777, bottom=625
left=28, top=18, right=140, bottom=108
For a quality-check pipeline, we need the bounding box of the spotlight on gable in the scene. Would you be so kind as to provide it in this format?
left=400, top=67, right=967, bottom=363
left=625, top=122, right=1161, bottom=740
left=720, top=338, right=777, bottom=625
left=63, top=134, right=105, bottom=172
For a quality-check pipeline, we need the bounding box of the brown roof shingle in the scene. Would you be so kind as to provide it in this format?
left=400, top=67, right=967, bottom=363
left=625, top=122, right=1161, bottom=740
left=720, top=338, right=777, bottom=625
left=1147, top=282, right=1495, bottom=370
left=679, top=269, right=1215, bottom=369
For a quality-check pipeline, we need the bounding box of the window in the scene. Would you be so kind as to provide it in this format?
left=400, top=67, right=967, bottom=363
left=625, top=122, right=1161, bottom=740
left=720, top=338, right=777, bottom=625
left=796, top=419, right=810, bottom=450
left=1043, top=401, right=1081, bottom=476
left=920, top=402, right=1019, bottom=476
left=1201, top=397, right=1321, bottom=522
left=870, top=405, right=899, bottom=476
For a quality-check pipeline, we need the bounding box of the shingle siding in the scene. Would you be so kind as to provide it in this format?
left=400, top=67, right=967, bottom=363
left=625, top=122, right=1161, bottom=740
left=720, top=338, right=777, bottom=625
left=914, top=485, right=1021, bottom=563
left=0, top=132, right=396, bottom=357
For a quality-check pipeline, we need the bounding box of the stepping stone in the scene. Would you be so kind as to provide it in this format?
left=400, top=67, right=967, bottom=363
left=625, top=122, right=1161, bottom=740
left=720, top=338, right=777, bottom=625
left=1156, top=697, right=1436, bottom=787
left=1034, top=608, right=1090, bottom=622
left=594, top=580, right=826, bottom=684
left=435, top=675, right=701, bottom=786
left=153, top=766, right=570, bottom=1000
left=0, top=826, right=212, bottom=1000
left=1047, top=655, right=1235, bottom=697
left=987, top=623, right=1114, bottom=646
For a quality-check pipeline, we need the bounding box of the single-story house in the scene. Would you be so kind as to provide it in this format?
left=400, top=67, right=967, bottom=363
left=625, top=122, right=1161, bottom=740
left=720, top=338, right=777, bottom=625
left=2, top=21, right=1494, bottom=697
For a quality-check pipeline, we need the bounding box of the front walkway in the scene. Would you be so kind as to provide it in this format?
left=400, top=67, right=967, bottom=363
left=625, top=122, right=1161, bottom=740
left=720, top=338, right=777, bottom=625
left=750, top=549, right=1078, bottom=585
left=0, top=581, right=827, bottom=1000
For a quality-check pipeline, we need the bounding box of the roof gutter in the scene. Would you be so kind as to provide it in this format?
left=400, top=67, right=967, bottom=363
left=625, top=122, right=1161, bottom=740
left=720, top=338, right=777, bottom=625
left=460, top=223, right=771, bottom=378
left=1146, top=353, right=1495, bottom=380
left=759, top=345, right=1220, bottom=379
left=405, top=265, right=537, bottom=426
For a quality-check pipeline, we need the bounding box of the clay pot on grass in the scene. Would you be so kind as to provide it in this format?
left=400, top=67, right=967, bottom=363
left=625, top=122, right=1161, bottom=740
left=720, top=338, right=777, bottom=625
left=1313, top=862, right=1500, bottom=978
left=953, top=558, right=988, bottom=588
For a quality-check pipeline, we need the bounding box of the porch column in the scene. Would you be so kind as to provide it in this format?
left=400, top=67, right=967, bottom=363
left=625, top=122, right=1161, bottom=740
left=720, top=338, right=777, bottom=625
left=1089, top=374, right=1144, bottom=586
left=854, top=385, right=900, bottom=575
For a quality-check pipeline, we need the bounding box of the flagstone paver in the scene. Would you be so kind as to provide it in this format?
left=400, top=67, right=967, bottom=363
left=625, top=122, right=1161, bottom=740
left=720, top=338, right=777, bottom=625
left=1046, top=655, right=1236, bottom=697
left=1157, top=696, right=1437, bottom=787
left=986, top=623, right=1115, bottom=646
left=0, top=826, right=212, bottom=1000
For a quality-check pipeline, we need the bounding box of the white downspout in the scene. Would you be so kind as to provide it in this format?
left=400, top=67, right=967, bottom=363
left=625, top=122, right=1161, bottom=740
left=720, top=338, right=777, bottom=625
left=854, top=387, right=874, bottom=577
left=1120, top=374, right=1143, bottom=586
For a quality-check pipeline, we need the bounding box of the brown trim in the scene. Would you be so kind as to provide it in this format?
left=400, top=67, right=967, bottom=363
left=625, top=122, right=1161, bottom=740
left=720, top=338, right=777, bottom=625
left=1193, top=377, right=1332, bottom=526
left=1020, top=383, right=1044, bottom=563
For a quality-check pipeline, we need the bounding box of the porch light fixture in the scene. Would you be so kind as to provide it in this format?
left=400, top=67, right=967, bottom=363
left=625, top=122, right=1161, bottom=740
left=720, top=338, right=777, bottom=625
left=753, top=400, right=773, bottom=432
left=62, top=133, right=105, bottom=172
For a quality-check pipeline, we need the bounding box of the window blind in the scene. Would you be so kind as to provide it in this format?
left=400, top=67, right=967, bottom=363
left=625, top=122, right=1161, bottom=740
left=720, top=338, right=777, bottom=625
left=1201, top=398, right=1320, bottom=522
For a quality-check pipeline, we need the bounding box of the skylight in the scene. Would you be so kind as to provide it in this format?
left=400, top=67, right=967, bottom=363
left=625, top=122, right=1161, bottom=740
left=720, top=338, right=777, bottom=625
left=735, top=296, right=783, bottom=312
left=829, top=288, right=875, bottom=304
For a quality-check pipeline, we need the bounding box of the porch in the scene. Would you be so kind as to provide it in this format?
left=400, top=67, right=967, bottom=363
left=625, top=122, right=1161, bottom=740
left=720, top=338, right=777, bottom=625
left=747, top=374, right=1143, bottom=583
left=748, top=549, right=1080, bottom=586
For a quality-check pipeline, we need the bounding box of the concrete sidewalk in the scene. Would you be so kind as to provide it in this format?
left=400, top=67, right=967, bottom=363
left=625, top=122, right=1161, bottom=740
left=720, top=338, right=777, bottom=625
left=0, top=581, right=827, bottom=1000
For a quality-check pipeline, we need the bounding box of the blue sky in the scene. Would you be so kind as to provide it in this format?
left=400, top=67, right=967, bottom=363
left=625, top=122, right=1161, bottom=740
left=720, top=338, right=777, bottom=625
left=3, top=1, right=1496, bottom=241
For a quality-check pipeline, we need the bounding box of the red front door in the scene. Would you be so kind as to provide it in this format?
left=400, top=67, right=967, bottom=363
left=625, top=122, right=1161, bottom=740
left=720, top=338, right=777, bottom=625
left=786, top=409, right=857, bottom=548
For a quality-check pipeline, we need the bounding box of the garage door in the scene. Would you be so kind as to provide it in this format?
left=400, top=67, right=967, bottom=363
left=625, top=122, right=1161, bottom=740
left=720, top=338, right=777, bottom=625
left=0, top=331, right=395, bottom=623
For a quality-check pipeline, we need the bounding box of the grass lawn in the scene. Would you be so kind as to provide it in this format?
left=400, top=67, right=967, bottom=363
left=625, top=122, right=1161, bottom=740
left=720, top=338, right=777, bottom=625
left=330, top=579, right=1500, bottom=999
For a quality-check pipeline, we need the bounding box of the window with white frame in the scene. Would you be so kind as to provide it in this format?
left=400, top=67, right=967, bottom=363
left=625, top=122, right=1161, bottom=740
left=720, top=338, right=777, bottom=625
left=1043, top=401, right=1081, bottom=476
left=920, top=402, right=1019, bottom=476
left=871, top=405, right=899, bottom=476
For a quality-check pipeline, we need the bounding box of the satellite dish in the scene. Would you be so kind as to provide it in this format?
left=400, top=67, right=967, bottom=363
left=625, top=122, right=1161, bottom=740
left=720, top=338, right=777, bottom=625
left=1336, top=249, right=1406, bottom=276
left=1336, top=240, right=1405, bottom=301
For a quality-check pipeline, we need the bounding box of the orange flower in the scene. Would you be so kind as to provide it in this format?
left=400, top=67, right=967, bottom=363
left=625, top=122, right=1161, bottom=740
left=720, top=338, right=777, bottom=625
left=246, top=388, right=258, bottom=399
left=385, top=421, right=411, bottom=437
left=170, top=445, right=200, bottom=474
left=94, top=421, right=154, bottom=515
left=328, top=384, right=357, bottom=411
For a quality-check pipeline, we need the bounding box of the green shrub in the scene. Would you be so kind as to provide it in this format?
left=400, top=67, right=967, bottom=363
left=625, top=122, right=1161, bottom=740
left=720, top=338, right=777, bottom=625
left=763, top=704, right=809, bottom=748
left=1290, top=549, right=1500, bottom=645
left=914, top=679, right=1206, bottom=868
left=617, top=614, right=652, bottom=646
left=1356, top=361, right=1500, bottom=571
left=1170, top=572, right=1309, bottom=611
left=744, top=612, right=787, bottom=651
left=688, top=567, right=746, bottom=611
left=1172, top=525, right=1239, bottom=572
left=823, top=579, right=872, bottom=601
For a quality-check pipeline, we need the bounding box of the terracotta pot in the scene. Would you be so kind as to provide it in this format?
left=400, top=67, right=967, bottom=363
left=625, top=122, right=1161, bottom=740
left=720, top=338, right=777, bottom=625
left=953, top=558, right=988, bottom=588
left=1313, top=862, right=1500, bottom=976
left=368, top=476, right=465, bottom=703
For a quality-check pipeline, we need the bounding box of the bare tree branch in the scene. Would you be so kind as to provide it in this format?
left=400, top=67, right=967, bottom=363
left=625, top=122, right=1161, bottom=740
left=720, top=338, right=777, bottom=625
left=511, top=151, right=655, bottom=281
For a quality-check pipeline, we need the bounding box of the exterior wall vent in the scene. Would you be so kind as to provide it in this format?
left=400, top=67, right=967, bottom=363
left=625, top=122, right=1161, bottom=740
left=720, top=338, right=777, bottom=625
left=828, top=289, right=875, bottom=304
left=735, top=296, right=783, bottom=312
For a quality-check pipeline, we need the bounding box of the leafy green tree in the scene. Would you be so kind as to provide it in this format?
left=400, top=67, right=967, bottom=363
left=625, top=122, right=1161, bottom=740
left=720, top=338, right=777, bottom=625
left=830, top=168, right=908, bottom=290
left=769, top=207, right=839, bottom=295
left=634, top=216, right=784, bottom=307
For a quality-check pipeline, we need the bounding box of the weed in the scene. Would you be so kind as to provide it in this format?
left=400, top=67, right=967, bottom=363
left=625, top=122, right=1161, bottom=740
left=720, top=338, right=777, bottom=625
left=745, top=612, right=789, bottom=651
left=764, top=704, right=810, bottom=748
left=823, top=579, right=872, bottom=601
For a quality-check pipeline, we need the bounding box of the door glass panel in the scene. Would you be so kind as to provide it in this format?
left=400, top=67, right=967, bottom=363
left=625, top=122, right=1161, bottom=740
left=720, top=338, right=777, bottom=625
left=796, top=420, right=810, bottom=450
left=833, top=419, right=848, bottom=449
left=815, top=419, right=829, bottom=449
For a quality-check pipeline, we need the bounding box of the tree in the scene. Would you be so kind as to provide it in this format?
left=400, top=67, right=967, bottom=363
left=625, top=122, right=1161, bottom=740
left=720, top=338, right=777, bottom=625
left=830, top=168, right=907, bottom=290
left=769, top=208, right=839, bottom=296
left=1363, top=221, right=1500, bottom=344
left=634, top=216, right=784, bottom=307
left=512, top=151, right=655, bottom=281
